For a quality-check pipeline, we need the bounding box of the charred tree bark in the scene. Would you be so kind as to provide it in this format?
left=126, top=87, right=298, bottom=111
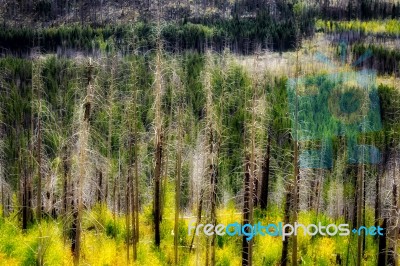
left=202, top=54, right=218, bottom=265
left=1, top=179, right=4, bottom=218
left=107, top=57, right=115, bottom=206
left=363, top=166, right=367, bottom=255
left=161, top=134, right=169, bottom=222
left=153, top=41, right=164, bottom=247
left=356, top=166, right=364, bottom=266
left=388, top=150, right=398, bottom=266
left=174, top=106, right=182, bottom=265
left=260, top=133, right=271, bottom=210
left=375, top=163, right=381, bottom=229
left=126, top=167, right=131, bottom=262
left=37, top=72, right=42, bottom=222
left=22, top=163, right=28, bottom=229
left=352, top=165, right=359, bottom=230
left=97, top=170, right=103, bottom=203
left=209, top=136, right=217, bottom=266
left=131, top=167, right=136, bottom=261
left=356, top=139, right=365, bottom=266
left=378, top=218, right=387, bottom=266
left=70, top=203, right=78, bottom=255
left=292, top=144, right=300, bottom=266
left=242, top=156, right=251, bottom=266
left=133, top=91, right=140, bottom=261
left=377, top=139, right=389, bottom=230
left=1, top=177, right=3, bottom=218
left=393, top=149, right=399, bottom=266
left=134, top=143, right=140, bottom=242
left=62, top=148, right=70, bottom=216
left=127, top=88, right=139, bottom=261
left=154, top=132, right=163, bottom=247
left=291, top=48, right=300, bottom=266
left=62, top=148, right=70, bottom=244
left=189, top=188, right=204, bottom=253
left=281, top=185, right=291, bottom=266
left=114, top=148, right=121, bottom=223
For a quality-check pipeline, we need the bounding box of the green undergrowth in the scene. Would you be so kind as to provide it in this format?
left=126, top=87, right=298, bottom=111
left=0, top=190, right=385, bottom=265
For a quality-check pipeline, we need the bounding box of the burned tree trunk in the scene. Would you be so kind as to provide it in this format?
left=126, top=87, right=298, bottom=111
left=243, top=93, right=257, bottom=266
left=387, top=150, right=398, bottom=266
left=260, top=133, right=271, bottom=210
left=133, top=91, right=140, bottom=261
left=174, top=106, right=182, bottom=265
left=378, top=217, right=387, bottom=265
left=242, top=156, right=252, bottom=266
left=72, top=58, right=94, bottom=265
left=291, top=49, right=301, bottom=266
left=97, top=170, right=103, bottom=203
left=281, top=186, right=291, bottom=266
left=202, top=52, right=219, bottom=265
left=22, top=162, right=28, bottom=229
left=127, top=88, right=140, bottom=261
left=153, top=40, right=164, bottom=247
left=173, top=70, right=184, bottom=265
left=106, top=56, right=116, bottom=206
left=154, top=132, right=163, bottom=247
left=189, top=188, right=204, bottom=253
left=62, top=148, right=70, bottom=216
left=62, top=146, right=70, bottom=244
left=356, top=135, right=366, bottom=266
left=126, top=167, right=131, bottom=262
left=376, top=139, right=389, bottom=230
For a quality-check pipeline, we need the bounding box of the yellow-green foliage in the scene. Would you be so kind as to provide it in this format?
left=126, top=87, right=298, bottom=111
left=0, top=185, right=382, bottom=265
left=81, top=230, right=127, bottom=266
left=316, top=19, right=400, bottom=35
left=0, top=218, right=72, bottom=265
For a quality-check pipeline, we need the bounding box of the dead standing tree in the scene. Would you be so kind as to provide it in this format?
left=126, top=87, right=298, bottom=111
left=131, top=68, right=140, bottom=262
left=105, top=55, right=117, bottom=206
left=169, top=66, right=184, bottom=265
left=0, top=86, right=7, bottom=218
left=123, top=62, right=141, bottom=261
left=188, top=52, right=220, bottom=263
left=281, top=45, right=301, bottom=266
left=203, top=51, right=219, bottom=266
left=72, top=58, right=95, bottom=265
left=242, top=53, right=265, bottom=266
left=153, top=34, right=165, bottom=248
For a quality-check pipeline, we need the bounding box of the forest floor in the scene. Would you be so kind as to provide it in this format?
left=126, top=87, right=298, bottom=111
left=0, top=180, right=396, bottom=265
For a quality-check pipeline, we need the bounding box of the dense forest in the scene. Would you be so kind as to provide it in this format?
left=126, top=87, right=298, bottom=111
left=0, top=0, right=399, bottom=265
